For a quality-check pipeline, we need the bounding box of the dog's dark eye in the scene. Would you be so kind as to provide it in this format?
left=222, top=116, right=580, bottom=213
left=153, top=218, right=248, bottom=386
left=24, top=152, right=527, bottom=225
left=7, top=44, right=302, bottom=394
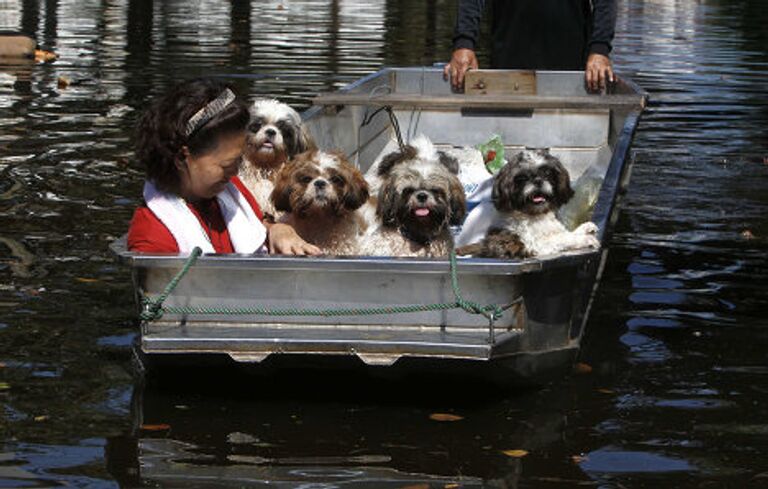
left=279, top=124, right=294, bottom=138
left=402, top=187, right=415, bottom=196
left=430, top=188, right=444, bottom=197
left=330, top=175, right=345, bottom=185
left=514, top=175, right=529, bottom=186
left=299, top=175, right=313, bottom=184
left=540, top=167, right=555, bottom=180
left=248, top=122, right=262, bottom=132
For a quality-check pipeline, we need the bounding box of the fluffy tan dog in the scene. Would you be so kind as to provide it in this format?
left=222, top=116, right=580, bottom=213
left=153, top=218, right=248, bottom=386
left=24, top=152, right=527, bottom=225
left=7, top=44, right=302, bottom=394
left=360, top=136, right=466, bottom=257
left=239, top=98, right=314, bottom=218
left=271, top=150, right=370, bottom=255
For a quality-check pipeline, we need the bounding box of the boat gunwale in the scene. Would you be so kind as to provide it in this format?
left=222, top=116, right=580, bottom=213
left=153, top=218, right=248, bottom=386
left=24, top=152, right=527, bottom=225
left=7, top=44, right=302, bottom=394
left=109, top=235, right=604, bottom=276
left=312, top=67, right=648, bottom=111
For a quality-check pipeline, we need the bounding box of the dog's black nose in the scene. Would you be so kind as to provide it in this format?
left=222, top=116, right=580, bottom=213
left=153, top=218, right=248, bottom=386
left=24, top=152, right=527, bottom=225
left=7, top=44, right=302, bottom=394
left=314, top=179, right=327, bottom=190
left=416, top=191, right=429, bottom=203
left=265, top=128, right=277, bottom=138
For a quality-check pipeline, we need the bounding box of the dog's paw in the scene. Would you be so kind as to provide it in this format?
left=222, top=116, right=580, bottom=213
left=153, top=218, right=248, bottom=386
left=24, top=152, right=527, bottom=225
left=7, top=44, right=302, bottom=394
left=575, top=222, right=598, bottom=235
left=583, top=235, right=600, bottom=249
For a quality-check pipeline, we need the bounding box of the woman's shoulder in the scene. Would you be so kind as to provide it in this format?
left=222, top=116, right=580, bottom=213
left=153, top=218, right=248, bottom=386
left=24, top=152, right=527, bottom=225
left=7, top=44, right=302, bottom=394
left=127, top=206, right=179, bottom=253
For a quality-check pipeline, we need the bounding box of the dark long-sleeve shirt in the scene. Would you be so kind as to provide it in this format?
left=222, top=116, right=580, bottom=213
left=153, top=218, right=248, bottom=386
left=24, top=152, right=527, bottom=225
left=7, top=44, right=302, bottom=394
left=452, top=0, right=617, bottom=70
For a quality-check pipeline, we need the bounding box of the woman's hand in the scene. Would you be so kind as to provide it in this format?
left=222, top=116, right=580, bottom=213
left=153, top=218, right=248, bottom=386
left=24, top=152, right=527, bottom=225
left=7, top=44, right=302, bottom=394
left=267, top=222, right=321, bottom=256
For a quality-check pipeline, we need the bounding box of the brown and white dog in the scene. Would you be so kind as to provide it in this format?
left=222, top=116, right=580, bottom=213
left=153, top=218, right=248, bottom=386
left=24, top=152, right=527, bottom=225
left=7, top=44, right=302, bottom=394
left=271, top=149, right=370, bottom=255
left=239, top=98, right=314, bottom=218
left=456, top=149, right=599, bottom=258
left=360, top=136, right=466, bottom=257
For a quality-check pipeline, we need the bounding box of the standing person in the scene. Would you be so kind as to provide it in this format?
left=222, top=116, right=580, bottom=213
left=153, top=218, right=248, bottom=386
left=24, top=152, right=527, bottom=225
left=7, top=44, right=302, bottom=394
left=127, top=77, right=320, bottom=256
left=443, top=0, right=617, bottom=92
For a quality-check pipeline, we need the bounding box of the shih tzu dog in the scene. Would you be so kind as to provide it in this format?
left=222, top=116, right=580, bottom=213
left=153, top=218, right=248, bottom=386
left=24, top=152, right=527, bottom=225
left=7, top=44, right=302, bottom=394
left=239, top=98, right=314, bottom=218
left=360, top=136, right=467, bottom=257
left=455, top=149, right=599, bottom=258
left=270, top=149, right=370, bottom=255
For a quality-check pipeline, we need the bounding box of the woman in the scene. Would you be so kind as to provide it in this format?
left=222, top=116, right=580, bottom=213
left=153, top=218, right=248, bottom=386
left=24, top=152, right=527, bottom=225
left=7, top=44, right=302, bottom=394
left=127, top=78, right=320, bottom=255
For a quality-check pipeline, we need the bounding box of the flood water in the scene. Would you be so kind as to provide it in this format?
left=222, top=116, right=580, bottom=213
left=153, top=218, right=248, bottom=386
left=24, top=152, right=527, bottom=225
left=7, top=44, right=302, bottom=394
left=2, top=0, right=768, bottom=487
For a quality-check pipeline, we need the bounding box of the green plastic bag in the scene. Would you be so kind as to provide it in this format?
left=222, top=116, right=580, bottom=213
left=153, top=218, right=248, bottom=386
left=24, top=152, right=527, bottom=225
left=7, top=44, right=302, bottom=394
left=557, top=164, right=604, bottom=230
left=476, top=135, right=505, bottom=175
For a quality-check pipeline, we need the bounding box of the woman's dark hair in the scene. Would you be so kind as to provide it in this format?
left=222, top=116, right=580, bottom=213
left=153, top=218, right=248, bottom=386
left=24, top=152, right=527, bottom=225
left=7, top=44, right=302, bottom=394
left=135, top=78, right=249, bottom=194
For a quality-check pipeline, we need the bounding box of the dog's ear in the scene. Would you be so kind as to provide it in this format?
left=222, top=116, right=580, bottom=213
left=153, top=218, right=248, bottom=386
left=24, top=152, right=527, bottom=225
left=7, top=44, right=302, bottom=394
left=437, top=151, right=460, bottom=175
left=342, top=168, right=370, bottom=211
left=491, top=162, right=518, bottom=212
left=377, top=145, right=417, bottom=177
left=286, top=149, right=312, bottom=166
left=547, top=156, right=574, bottom=206
left=376, top=180, right=399, bottom=227
left=447, top=177, right=467, bottom=225
left=270, top=167, right=295, bottom=213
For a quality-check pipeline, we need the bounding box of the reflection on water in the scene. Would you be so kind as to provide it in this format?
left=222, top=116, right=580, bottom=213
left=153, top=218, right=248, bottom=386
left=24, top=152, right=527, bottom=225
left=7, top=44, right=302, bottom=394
left=1, top=0, right=768, bottom=487
left=104, top=374, right=573, bottom=487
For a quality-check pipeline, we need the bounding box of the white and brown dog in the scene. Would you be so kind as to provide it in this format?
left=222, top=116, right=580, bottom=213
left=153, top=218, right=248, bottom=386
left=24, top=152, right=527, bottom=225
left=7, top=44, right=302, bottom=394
left=360, top=136, right=466, bottom=257
left=456, top=149, right=599, bottom=258
left=239, top=98, right=314, bottom=218
left=271, top=149, right=370, bottom=255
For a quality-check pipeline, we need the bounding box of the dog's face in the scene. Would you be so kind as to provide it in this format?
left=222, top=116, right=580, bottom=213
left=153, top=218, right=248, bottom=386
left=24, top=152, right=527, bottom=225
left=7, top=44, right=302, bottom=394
left=492, top=149, right=574, bottom=215
left=376, top=142, right=466, bottom=244
left=271, top=150, right=369, bottom=218
left=244, top=99, right=312, bottom=169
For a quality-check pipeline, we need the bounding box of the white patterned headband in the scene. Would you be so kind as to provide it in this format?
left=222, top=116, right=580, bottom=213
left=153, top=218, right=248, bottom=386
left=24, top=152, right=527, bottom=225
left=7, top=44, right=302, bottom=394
left=184, top=88, right=236, bottom=137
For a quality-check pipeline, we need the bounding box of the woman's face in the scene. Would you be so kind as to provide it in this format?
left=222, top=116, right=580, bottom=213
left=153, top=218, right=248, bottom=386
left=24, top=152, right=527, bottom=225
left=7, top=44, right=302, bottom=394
left=179, top=132, right=246, bottom=200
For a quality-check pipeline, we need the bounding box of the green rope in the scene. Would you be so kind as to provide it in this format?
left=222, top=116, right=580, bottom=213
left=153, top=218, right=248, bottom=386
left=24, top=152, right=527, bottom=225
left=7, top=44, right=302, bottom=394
left=140, top=247, right=505, bottom=323
left=139, top=247, right=203, bottom=322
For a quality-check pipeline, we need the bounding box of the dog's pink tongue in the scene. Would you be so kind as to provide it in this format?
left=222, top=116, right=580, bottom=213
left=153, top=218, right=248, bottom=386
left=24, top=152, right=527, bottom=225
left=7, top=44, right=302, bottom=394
left=414, top=208, right=430, bottom=217
left=533, top=196, right=547, bottom=204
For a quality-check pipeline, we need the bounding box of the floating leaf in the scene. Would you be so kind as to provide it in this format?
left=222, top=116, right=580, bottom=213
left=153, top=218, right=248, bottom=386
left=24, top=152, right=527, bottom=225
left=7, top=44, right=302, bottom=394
left=571, top=454, right=588, bottom=464
left=34, top=49, right=57, bottom=62
left=0, top=382, right=10, bottom=391
left=741, top=230, right=755, bottom=240
left=597, top=388, right=614, bottom=394
left=76, top=277, right=100, bottom=283
left=445, top=484, right=460, bottom=489
left=34, top=415, right=49, bottom=422
left=140, top=423, right=171, bottom=431
left=429, top=413, right=464, bottom=422
left=57, top=76, right=70, bottom=89
left=574, top=362, right=592, bottom=374
left=501, top=449, right=528, bottom=458
left=400, top=484, right=429, bottom=489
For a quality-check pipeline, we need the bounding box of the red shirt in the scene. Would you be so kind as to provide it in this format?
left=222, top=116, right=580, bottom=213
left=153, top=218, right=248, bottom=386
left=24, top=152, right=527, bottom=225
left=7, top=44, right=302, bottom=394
left=127, top=177, right=264, bottom=253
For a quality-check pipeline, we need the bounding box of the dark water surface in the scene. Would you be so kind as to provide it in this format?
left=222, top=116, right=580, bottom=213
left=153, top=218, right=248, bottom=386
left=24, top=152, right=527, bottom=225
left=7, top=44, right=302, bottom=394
left=2, top=0, right=768, bottom=487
